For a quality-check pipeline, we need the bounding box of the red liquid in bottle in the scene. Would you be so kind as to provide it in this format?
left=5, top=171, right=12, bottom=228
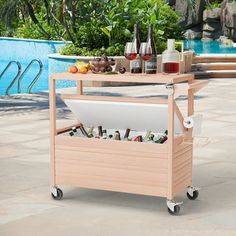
left=125, top=53, right=137, bottom=60
left=163, top=62, right=180, bottom=74
left=140, top=53, right=152, bottom=61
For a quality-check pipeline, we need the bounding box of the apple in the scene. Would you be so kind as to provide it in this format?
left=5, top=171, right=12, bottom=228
left=69, top=66, right=78, bottom=73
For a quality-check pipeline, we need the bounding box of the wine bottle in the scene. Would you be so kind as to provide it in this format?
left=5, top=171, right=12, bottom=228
left=123, top=128, right=131, bottom=140
left=145, top=24, right=157, bottom=74
left=98, top=126, right=103, bottom=137
left=131, top=24, right=142, bottom=73
left=79, top=126, right=89, bottom=137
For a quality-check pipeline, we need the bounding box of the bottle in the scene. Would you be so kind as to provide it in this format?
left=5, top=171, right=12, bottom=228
left=79, top=126, right=89, bottom=138
left=155, top=130, right=168, bottom=144
left=133, top=135, right=143, bottom=142
left=145, top=24, right=157, bottom=74
left=72, top=126, right=78, bottom=134
left=144, top=130, right=152, bottom=141
left=98, top=126, right=103, bottom=137
left=123, top=128, right=131, bottom=140
left=162, top=39, right=180, bottom=74
left=102, top=130, right=108, bottom=139
left=88, top=126, right=94, bottom=138
left=114, top=131, right=121, bottom=140
left=130, top=24, right=142, bottom=73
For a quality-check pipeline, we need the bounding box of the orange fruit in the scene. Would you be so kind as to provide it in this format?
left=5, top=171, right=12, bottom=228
left=79, top=66, right=88, bottom=74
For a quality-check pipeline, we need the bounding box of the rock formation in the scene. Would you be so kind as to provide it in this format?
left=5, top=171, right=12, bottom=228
left=173, top=0, right=236, bottom=41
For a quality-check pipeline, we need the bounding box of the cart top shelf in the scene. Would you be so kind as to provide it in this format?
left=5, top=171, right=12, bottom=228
left=50, top=72, right=194, bottom=84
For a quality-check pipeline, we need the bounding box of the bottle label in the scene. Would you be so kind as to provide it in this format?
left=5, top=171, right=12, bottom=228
left=131, top=58, right=141, bottom=69
left=145, top=55, right=157, bottom=73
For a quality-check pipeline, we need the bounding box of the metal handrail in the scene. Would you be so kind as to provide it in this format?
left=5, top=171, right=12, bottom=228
left=17, top=59, right=43, bottom=94
left=0, top=61, right=22, bottom=95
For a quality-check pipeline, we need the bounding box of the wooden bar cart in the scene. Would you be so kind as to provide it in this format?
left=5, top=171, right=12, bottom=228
left=49, top=72, right=208, bottom=215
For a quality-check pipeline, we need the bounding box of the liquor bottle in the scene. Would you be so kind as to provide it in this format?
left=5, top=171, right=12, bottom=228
left=130, top=24, right=142, bottom=73
left=123, top=128, right=131, bottom=140
left=98, top=126, right=103, bottom=137
left=145, top=24, right=157, bottom=74
left=88, top=126, right=94, bottom=138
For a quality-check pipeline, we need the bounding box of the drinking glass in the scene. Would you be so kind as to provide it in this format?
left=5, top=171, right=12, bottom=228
left=139, top=42, right=152, bottom=61
left=124, top=42, right=137, bottom=61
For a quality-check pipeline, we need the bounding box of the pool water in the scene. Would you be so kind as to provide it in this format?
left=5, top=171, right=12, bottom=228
left=0, top=37, right=66, bottom=96
left=184, top=40, right=236, bottom=54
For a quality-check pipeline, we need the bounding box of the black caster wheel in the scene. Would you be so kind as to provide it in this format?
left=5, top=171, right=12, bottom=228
left=187, top=190, right=199, bottom=200
left=51, top=188, right=63, bottom=200
left=167, top=205, right=180, bottom=215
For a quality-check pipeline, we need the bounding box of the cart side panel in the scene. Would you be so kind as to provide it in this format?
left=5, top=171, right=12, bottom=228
left=172, top=143, right=193, bottom=196
left=54, top=136, right=168, bottom=197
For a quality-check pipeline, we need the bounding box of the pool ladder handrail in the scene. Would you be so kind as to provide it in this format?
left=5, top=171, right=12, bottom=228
left=17, top=59, right=43, bottom=94
left=0, top=61, right=22, bottom=95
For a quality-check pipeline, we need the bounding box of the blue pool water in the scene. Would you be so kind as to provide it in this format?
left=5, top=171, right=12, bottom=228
left=0, top=37, right=66, bottom=96
left=184, top=40, right=236, bottom=54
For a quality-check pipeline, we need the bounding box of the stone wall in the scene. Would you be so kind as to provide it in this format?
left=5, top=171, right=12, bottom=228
left=174, top=0, right=236, bottom=41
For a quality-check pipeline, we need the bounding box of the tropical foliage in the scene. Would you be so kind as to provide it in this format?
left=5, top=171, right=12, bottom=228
left=0, top=0, right=181, bottom=55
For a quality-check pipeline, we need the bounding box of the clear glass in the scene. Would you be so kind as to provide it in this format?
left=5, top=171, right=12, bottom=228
left=162, top=50, right=180, bottom=74
left=124, top=42, right=137, bottom=61
left=139, top=42, right=152, bottom=61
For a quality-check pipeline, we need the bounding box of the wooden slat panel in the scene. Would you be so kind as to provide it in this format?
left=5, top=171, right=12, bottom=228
left=55, top=150, right=168, bottom=171
left=173, top=162, right=192, bottom=183
left=56, top=162, right=167, bottom=187
left=55, top=136, right=168, bottom=154
left=174, top=143, right=192, bottom=154
left=173, top=175, right=192, bottom=195
left=56, top=174, right=167, bottom=197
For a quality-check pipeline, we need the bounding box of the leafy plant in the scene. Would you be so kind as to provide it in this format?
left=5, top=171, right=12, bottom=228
left=205, top=0, right=222, bottom=10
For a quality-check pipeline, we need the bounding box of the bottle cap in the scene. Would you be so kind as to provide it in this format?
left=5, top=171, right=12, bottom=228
left=167, top=39, right=175, bottom=51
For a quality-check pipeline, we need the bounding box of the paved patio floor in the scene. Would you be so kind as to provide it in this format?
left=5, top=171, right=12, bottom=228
left=0, top=79, right=236, bottom=235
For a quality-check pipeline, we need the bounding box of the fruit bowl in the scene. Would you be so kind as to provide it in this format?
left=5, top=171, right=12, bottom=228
left=91, top=56, right=116, bottom=74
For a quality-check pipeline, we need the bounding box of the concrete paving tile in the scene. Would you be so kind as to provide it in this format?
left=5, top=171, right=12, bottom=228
left=0, top=145, right=35, bottom=159
left=0, top=196, right=60, bottom=225
left=0, top=174, right=48, bottom=195
left=0, top=131, right=40, bottom=145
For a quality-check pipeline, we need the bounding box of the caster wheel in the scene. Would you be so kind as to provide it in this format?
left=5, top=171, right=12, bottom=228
left=51, top=188, right=63, bottom=200
left=167, top=205, right=180, bottom=215
left=187, top=190, right=199, bottom=200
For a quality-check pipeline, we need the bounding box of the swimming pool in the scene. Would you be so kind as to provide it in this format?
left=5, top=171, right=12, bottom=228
left=184, top=40, right=236, bottom=54
left=0, top=37, right=66, bottom=96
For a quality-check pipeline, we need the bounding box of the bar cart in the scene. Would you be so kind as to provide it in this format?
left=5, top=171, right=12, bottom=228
left=49, top=72, right=208, bottom=215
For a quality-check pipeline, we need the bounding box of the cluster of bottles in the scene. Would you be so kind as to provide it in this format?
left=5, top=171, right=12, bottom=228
left=128, top=24, right=181, bottom=75
left=68, top=126, right=168, bottom=144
